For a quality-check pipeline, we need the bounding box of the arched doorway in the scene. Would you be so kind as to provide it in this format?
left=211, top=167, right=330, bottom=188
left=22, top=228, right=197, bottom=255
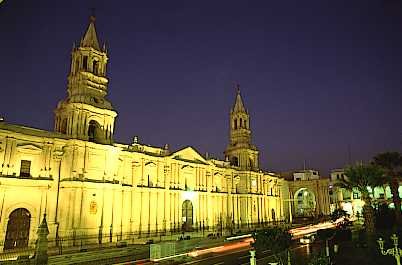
left=182, top=200, right=193, bottom=231
left=4, top=208, right=31, bottom=250
left=294, top=188, right=316, bottom=217
left=271, top=209, right=276, bottom=221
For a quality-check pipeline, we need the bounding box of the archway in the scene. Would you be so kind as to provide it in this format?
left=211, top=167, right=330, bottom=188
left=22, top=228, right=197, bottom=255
left=294, top=188, right=316, bottom=217
left=4, top=208, right=31, bottom=250
left=88, top=120, right=102, bottom=143
left=230, top=156, right=239, bottom=167
left=182, top=200, right=193, bottom=231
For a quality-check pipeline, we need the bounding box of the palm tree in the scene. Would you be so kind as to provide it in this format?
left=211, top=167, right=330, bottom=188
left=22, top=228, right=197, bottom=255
left=373, top=152, right=402, bottom=225
left=336, top=163, right=384, bottom=236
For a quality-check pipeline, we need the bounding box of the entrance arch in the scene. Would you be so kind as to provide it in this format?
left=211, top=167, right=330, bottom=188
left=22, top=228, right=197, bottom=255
left=294, top=188, right=316, bottom=217
left=182, top=200, right=193, bottom=231
left=4, top=208, right=31, bottom=250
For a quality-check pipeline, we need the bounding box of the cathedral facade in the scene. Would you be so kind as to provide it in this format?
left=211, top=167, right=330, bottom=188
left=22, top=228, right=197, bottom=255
left=0, top=17, right=286, bottom=250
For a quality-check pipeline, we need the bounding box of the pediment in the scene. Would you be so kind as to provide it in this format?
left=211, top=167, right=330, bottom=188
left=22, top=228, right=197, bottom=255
left=181, top=164, right=194, bottom=171
left=170, top=146, right=208, bottom=165
left=214, top=172, right=223, bottom=177
left=17, top=143, right=43, bottom=152
left=145, top=161, right=157, bottom=167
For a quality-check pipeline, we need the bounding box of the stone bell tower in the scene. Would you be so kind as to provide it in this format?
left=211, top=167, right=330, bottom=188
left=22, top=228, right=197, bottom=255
left=224, top=85, right=259, bottom=170
left=54, top=15, right=117, bottom=144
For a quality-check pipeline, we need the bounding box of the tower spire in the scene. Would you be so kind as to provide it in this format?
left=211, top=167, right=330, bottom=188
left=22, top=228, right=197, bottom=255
left=224, top=84, right=259, bottom=170
left=81, top=14, right=101, bottom=51
left=232, top=83, right=247, bottom=113
left=54, top=15, right=116, bottom=145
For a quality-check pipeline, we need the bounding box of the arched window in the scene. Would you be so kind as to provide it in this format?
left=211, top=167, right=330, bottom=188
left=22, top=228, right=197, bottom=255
left=4, top=208, right=31, bottom=250
left=240, top=118, right=243, bottom=128
left=182, top=200, right=193, bottom=231
left=213, top=173, right=222, bottom=192
left=93, top=60, right=99, bottom=75
left=244, top=119, right=247, bottom=128
left=234, top=119, right=237, bottom=129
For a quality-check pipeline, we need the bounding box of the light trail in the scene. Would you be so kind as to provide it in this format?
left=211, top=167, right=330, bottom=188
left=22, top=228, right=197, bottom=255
left=124, top=219, right=345, bottom=264
left=289, top=217, right=345, bottom=238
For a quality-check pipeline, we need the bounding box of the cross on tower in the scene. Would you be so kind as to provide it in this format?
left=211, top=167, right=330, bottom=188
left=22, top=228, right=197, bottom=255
left=233, top=82, right=241, bottom=94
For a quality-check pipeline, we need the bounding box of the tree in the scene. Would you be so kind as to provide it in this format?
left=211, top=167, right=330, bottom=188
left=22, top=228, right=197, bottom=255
left=252, top=227, right=292, bottom=263
left=330, top=208, right=349, bottom=223
left=373, top=152, right=402, bottom=225
left=336, top=163, right=385, bottom=237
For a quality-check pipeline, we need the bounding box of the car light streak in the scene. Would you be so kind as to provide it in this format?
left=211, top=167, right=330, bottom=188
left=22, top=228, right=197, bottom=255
left=151, top=219, right=347, bottom=263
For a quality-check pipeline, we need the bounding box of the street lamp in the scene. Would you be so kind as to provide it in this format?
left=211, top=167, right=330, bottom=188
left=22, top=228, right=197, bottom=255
left=377, top=234, right=402, bottom=265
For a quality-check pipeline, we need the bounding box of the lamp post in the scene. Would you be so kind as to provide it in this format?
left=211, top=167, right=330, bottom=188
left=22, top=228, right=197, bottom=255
left=377, top=234, right=402, bottom=265
left=249, top=249, right=256, bottom=265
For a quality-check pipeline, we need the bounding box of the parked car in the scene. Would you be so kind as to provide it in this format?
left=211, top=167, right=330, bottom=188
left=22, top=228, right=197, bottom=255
left=300, top=233, right=316, bottom=244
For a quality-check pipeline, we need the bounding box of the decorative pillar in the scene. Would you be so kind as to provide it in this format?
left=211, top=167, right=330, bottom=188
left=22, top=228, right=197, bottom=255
left=35, top=214, right=49, bottom=265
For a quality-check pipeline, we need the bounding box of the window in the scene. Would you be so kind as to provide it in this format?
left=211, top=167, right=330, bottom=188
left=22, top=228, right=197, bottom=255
left=93, top=60, right=99, bottom=75
left=234, top=119, right=237, bottom=129
left=83, top=56, right=88, bottom=71
left=148, top=175, right=153, bottom=187
left=20, top=160, right=31, bottom=178
left=343, top=190, right=351, bottom=200
left=240, top=118, right=243, bottom=128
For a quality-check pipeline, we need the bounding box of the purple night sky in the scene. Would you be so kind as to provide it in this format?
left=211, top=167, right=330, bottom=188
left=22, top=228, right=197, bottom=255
left=1, top=1, right=401, bottom=176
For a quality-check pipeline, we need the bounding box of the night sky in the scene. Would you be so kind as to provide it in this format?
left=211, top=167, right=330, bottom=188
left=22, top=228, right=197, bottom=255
left=1, top=1, right=402, bottom=176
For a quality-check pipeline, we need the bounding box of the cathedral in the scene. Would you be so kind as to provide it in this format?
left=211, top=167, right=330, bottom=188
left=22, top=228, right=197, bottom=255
left=0, top=16, right=286, bottom=250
